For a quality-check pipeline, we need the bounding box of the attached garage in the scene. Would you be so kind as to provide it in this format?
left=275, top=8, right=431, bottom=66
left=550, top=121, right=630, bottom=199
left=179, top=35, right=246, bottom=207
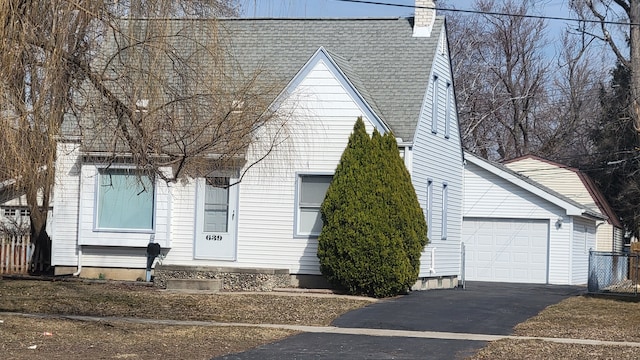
left=463, top=153, right=604, bottom=285
left=463, top=218, right=548, bottom=283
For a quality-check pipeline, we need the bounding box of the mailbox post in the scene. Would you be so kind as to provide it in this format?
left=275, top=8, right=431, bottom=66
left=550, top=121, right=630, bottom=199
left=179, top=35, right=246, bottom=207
left=146, top=243, right=162, bottom=282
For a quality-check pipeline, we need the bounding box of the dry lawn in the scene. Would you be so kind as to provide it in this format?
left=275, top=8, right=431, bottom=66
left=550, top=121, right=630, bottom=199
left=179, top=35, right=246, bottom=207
left=0, top=315, right=292, bottom=360
left=0, top=279, right=372, bottom=325
left=470, top=339, right=640, bottom=360
left=468, top=295, right=640, bottom=360
left=0, top=279, right=373, bottom=359
left=514, top=295, right=640, bottom=342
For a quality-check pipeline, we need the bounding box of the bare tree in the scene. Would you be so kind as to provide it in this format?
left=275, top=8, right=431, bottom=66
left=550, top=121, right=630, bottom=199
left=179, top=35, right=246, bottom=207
left=0, top=0, right=290, bottom=273
left=448, top=0, right=551, bottom=161
left=536, top=30, right=606, bottom=163
left=570, top=1, right=640, bottom=133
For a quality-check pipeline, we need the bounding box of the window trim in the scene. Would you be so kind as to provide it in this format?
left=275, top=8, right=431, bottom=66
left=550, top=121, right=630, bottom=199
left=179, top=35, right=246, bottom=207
left=426, top=179, right=433, bottom=239
left=93, top=166, right=156, bottom=233
left=441, top=183, right=448, bottom=240
left=439, top=32, right=447, bottom=55
left=445, top=82, right=451, bottom=139
left=294, top=172, right=333, bottom=238
left=431, top=74, right=439, bottom=134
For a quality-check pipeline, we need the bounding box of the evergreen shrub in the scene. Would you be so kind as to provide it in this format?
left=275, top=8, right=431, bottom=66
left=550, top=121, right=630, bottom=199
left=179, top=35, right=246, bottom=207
left=317, top=118, right=428, bottom=297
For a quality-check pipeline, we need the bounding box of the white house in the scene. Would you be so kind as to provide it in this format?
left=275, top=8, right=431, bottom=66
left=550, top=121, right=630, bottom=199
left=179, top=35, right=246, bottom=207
left=50, top=1, right=465, bottom=289
left=504, top=155, right=624, bottom=252
left=463, top=153, right=605, bottom=285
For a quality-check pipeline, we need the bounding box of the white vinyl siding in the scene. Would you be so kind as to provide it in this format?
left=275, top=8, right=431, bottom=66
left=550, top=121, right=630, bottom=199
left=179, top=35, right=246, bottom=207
left=505, top=158, right=598, bottom=214
left=571, top=217, right=596, bottom=284
left=412, top=27, right=464, bottom=278
left=296, top=174, right=332, bottom=237
left=51, top=141, right=81, bottom=266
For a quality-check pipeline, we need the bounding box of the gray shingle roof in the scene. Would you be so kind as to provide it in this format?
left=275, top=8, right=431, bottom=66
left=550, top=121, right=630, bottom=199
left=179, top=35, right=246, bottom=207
left=69, top=17, right=443, bottom=150
left=218, top=17, right=443, bottom=140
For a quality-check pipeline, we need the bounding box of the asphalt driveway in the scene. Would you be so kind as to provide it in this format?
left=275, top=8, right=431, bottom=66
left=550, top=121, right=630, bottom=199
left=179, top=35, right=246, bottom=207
left=214, top=282, right=583, bottom=360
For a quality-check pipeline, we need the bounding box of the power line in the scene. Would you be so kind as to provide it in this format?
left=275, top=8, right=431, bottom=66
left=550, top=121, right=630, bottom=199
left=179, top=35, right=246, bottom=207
left=334, top=0, right=636, bottom=26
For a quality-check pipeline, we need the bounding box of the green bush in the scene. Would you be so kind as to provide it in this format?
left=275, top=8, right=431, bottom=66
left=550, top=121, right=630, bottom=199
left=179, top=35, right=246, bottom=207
left=317, top=118, right=428, bottom=298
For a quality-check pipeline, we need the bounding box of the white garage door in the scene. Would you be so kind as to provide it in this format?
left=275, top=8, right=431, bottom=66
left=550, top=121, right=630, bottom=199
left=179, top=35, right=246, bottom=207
left=463, top=218, right=549, bottom=283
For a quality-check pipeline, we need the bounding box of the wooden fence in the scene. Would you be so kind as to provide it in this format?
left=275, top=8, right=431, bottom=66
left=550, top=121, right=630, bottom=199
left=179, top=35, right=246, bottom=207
left=0, top=234, right=33, bottom=275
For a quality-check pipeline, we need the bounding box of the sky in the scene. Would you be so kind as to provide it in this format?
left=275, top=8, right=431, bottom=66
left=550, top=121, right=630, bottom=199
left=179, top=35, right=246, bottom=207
left=238, top=0, right=572, bottom=25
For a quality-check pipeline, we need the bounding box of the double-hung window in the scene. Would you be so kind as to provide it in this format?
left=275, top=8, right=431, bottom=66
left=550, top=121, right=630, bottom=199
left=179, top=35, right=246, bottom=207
left=96, top=168, right=155, bottom=231
left=297, top=174, right=332, bottom=236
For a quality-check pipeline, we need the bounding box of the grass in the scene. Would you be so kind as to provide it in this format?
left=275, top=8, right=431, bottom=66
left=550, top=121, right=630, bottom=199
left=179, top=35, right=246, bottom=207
left=470, top=339, right=640, bottom=360
left=0, top=279, right=372, bottom=326
left=513, top=295, right=640, bottom=342
left=0, top=279, right=373, bottom=359
left=467, top=294, right=640, bottom=360
left=0, top=315, right=294, bottom=360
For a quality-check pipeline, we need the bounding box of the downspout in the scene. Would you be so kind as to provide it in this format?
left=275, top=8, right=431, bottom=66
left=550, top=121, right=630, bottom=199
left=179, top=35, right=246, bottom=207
left=73, top=143, right=83, bottom=277
left=568, top=217, right=574, bottom=285
left=73, top=245, right=82, bottom=276
left=429, top=247, right=437, bottom=274
left=594, top=220, right=607, bottom=251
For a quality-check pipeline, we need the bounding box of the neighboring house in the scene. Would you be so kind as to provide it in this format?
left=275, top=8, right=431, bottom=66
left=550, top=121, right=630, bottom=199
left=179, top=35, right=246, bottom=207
left=504, top=155, right=624, bottom=252
left=51, top=1, right=465, bottom=288
left=0, top=179, right=32, bottom=233
left=0, top=174, right=54, bottom=235
left=463, top=152, right=605, bottom=285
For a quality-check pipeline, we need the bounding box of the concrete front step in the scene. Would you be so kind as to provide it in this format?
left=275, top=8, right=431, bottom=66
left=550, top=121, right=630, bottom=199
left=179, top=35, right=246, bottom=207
left=165, top=278, right=222, bottom=292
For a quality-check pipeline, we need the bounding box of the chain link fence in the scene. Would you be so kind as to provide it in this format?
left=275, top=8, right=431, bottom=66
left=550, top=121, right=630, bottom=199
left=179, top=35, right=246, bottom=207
left=588, top=250, right=639, bottom=296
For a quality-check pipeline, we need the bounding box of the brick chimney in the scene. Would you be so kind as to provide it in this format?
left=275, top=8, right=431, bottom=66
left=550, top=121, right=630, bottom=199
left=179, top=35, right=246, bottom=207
left=413, top=0, right=436, bottom=37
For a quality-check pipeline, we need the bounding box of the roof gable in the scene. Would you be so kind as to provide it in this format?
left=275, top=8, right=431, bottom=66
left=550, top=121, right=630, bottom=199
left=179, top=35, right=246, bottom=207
left=280, top=47, right=389, bottom=133
left=220, top=17, right=444, bottom=140
left=465, top=152, right=604, bottom=219
left=504, top=155, right=621, bottom=227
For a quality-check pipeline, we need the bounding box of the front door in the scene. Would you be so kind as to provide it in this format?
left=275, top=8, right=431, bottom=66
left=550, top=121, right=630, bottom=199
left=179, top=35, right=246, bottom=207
left=194, top=177, right=238, bottom=260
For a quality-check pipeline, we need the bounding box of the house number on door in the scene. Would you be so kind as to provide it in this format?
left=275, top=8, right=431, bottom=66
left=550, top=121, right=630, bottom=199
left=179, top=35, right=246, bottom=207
left=206, top=235, right=223, bottom=241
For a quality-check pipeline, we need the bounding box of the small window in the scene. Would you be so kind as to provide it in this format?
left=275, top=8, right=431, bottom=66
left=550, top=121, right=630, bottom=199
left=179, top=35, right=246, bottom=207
left=445, top=83, right=451, bottom=139
left=297, top=174, right=332, bottom=236
left=3, top=208, right=16, bottom=217
left=426, top=179, right=433, bottom=239
left=431, top=75, right=439, bottom=134
left=441, top=183, right=448, bottom=240
left=96, top=168, right=155, bottom=231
